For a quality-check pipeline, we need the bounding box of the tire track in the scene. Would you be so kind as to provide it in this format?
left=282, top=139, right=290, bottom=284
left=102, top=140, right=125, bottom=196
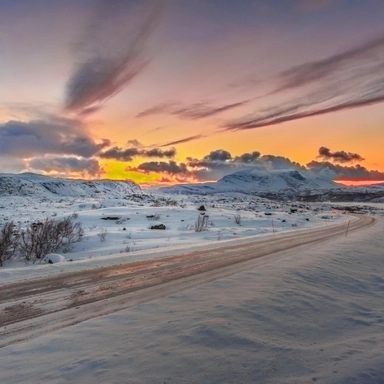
left=0, top=215, right=374, bottom=348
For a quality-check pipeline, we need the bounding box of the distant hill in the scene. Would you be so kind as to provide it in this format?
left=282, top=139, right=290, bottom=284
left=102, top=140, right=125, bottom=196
left=0, top=173, right=141, bottom=198
left=160, top=168, right=338, bottom=196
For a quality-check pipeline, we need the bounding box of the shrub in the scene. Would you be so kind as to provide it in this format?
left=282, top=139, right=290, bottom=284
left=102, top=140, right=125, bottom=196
left=19, top=216, right=84, bottom=263
left=234, top=214, right=242, bottom=225
left=98, top=228, right=107, bottom=242
left=0, top=221, right=19, bottom=267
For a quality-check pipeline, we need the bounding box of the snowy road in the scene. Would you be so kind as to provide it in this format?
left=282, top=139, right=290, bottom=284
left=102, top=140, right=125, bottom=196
left=0, top=214, right=375, bottom=349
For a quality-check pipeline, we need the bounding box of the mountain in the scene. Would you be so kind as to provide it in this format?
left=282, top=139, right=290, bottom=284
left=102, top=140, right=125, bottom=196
left=0, top=173, right=141, bottom=198
left=160, top=168, right=338, bottom=196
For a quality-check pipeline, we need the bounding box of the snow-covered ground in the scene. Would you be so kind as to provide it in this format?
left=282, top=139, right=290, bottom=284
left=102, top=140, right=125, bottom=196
left=0, top=192, right=359, bottom=281
left=0, top=210, right=383, bottom=383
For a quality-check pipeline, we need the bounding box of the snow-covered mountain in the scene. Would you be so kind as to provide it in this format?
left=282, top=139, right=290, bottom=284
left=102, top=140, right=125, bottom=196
left=0, top=173, right=141, bottom=198
left=160, top=168, right=338, bottom=196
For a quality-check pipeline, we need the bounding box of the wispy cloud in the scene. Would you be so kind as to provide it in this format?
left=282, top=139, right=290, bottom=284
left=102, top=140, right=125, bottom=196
left=157, top=134, right=205, bottom=147
left=223, top=90, right=384, bottom=131
left=221, top=34, right=384, bottom=131
left=64, top=0, right=164, bottom=114
left=273, top=34, right=384, bottom=93
left=136, top=100, right=250, bottom=120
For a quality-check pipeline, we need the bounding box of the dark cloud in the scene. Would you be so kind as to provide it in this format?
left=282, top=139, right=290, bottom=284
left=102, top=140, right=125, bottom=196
left=128, top=160, right=188, bottom=175
left=136, top=100, right=250, bottom=120
left=185, top=152, right=304, bottom=181
left=158, top=134, right=205, bottom=147
left=203, top=149, right=232, bottom=162
left=317, top=146, right=365, bottom=163
left=124, top=147, right=383, bottom=184
left=233, top=151, right=261, bottom=163
left=65, top=0, right=164, bottom=114
left=0, top=117, right=108, bottom=158
left=307, top=160, right=384, bottom=181
left=145, top=147, right=176, bottom=158
left=99, top=146, right=176, bottom=161
left=29, top=156, right=103, bottom=177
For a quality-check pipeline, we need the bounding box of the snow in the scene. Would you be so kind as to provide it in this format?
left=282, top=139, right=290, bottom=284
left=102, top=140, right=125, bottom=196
left=42, top=254, right=66, bottom=264
left=1, top=173, right=384, bottom=382
left=0, top=215, right=383, bottom=383
left=0, top=189, right=356, bottom=283
left=159, top=168, right=338, bottom=195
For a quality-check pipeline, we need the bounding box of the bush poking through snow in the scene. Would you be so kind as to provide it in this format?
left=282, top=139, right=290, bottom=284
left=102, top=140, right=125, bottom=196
left=0, top=221, right=19, bottom=267
left=98, top=228, right=107, bottom=242
left=195, top=214, right=209, bottom=232
left=19, top=217, right=84, bottom=264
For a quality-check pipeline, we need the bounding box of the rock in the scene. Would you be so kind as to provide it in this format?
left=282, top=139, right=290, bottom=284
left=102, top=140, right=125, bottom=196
left=150, top=224, right=166, bottom=230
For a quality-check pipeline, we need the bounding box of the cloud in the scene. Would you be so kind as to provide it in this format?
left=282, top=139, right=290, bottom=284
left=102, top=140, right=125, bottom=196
left=136, top=101, right=178, bottom=118
left=120, top=147, right=382, bottom=184
left=223, top=87, right=384, bottom=131
left=136, top=100, right=250, bottom=120
left=157, top=134, right=205, bottom=147
left=274, top=34, right=384, bottom=93
left=64, top=0, right=164, bottom=114
left=221, top=34, right=384, bottom=131
left=29, top=156, right=103, bottom=178
left=99, top=146, right=176, bottom=161
left=317, top=146, right=364, bottom=163
left=203, top=149, right=232, bottom=162
left=127, top=160, right=188, bottom=175
left=0, top=117, right=109, bottom=158
left=233, top=151, right=261, bottom=163
left=127, top=139, right=143, bottom=148
left=307, top=160, right=384, bottom=181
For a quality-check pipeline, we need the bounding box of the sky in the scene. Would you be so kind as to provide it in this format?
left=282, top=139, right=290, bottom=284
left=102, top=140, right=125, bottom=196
left=1, top=0, right=384, bottom=185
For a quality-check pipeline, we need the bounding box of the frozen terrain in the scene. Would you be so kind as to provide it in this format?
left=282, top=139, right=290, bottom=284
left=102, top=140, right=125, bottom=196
left=0, top=214, right=382, bottom=383
left=1, top=172, right=368, bottom=276
left=1, top=173, right=384, bottom=383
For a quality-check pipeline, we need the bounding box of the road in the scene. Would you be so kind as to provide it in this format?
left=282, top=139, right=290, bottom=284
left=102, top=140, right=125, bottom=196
left=0, top=215, right=375, bottom=348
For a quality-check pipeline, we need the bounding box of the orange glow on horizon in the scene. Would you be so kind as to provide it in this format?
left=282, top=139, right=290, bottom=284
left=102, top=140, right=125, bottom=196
left=335, top=179, right=384, bottom=187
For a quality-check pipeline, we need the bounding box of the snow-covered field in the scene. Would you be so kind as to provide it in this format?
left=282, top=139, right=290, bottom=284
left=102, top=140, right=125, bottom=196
left=1, top=186, right=384, bottom=383
left=0, top=204, right=383, bottom=383
left=0, top=192, right=359, bottom=277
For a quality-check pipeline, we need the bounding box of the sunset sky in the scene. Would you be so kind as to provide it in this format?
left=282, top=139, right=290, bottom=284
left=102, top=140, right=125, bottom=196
left=1, top=0, right=384, bottom=185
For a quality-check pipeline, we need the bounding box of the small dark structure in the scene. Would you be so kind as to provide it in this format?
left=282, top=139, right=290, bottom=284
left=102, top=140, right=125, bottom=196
left=150, top=224, right=166, bottom=230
